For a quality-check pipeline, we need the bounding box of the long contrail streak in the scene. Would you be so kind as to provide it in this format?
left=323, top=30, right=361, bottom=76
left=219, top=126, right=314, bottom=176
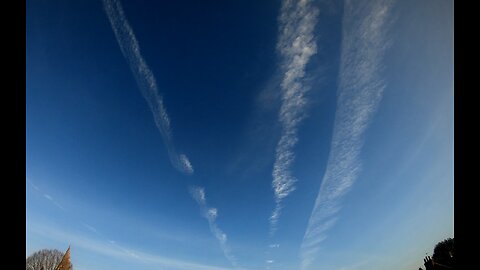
left=300, top=0, right=394, bottom=268
left=103, top=0, right=193, bottom=174
left=270, top=0, right=319, bottom=236
left=190, top=186, right=241, bottom=269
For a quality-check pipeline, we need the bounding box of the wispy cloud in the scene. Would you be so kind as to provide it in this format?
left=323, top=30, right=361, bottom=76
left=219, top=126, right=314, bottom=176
left=265, top=259, right=274, bottom=270
left=27, top=180, right=65, bottom=211
left=190, top=186, right=240, bottom=269
left=82, top=222, right=98, bottom=233
left=29, top=181, right=40, bottom=192
left=42, top=194, right=65, bottom=210
left=270, top=0, right=319, bottom=235
left=28, top=223, right=231, bottom=270
left=300, top=0, right=394, bottom=268
left=102, top=0, right=193, bottom=175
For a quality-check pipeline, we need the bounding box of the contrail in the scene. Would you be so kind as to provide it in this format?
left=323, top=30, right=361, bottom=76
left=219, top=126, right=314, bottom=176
left=29, top=222, right=232, bottom=270
left=270, top=0, right=319, bottom=236
left=102, top=0, right=193, bottom=175
left=300, top=0, right=394, bottom=268
left=189, top=186, right=241, bottom=269
left=27, top=180, right=65, bottom=211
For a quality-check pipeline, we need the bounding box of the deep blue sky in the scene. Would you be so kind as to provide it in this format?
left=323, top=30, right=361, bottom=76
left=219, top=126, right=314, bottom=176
left=26, top=0, right=453, bottom=269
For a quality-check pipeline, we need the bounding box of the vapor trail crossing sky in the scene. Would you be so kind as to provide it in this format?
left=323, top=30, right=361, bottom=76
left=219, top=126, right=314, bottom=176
left=300, top=0, right=395, bottom=268
left=270, top=0, right=319, bottom=236
left=26, top=0, right=454, bottom=269
left=103, top=0, right=193, bottom=175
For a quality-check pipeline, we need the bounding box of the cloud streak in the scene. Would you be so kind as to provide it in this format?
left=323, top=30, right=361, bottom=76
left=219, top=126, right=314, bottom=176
left=102, top=0, right=193, bottom=175
left=270, top=0, right=319, bottom=235
left=27, top=180, right=65, bottom=211
left=42, top=194, right=65, bottom=210
left=28, top=222, right=231, bottom=270
left=300, top=0, right=394, bottom=268
left=190, top=186, right=240, bottom=269
left=82, top=222, right=99, bottom=233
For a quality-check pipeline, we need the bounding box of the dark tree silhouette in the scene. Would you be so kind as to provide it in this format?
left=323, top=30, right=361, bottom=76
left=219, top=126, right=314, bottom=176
left=418, top=238, right=454, bottom=270
left=424, top=255, right=434, bottom=270
left=432, top=238, right=454, bottom=269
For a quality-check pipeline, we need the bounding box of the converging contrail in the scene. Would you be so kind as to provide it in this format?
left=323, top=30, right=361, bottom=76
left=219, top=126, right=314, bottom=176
left=300, top=0, right=394, bottom=268
left=103, top=0, right=193, bottom=174
left=270, top=0, right=319, bottom=236
left=189, top=186, right=241, bottom=269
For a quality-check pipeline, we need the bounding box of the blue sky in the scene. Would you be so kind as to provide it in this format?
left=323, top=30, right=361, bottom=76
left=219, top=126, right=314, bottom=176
left=26, top=0, right=453, bottom=269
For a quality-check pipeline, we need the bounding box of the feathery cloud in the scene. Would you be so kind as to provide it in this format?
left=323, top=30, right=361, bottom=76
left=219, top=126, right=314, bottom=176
left=30, top=182, right=40, bottom=192
left=27, top=180, right=65, bottom=211
left=82, top=222, right=99, bottom=233
left=102, top=0, right=193, bottom=175
left=28, top=222, right=231, bottom=270
left=190, top=186, right=240, bottom=269
left=300, top=0, right=394, bottom=268
left=270, top=0, right=319, bottom=236
left=41, top=192, right=65, bottom=210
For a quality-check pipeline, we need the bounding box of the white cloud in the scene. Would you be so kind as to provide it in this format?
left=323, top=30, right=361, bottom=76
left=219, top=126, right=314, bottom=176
left=300, top=0, right=394, bottom=268
left=42, top=193, right=65, bottom=210
left=30, top=182, right=40, bottom=191
left=28, top=223, right=231, bottom=270
left=270, top=0, right=319, bottom=236
left=82, top=223, right=98, bottom=233
left=179, top=154, right=194, bottom=174
left=190, top=186, right=206, bottom=205
left=208, top=208, right=218, bottom=220
left=102, top=0, right=193, bottom=175
left=189, top=186, right=240, bottom=269
left=26, top=181, right=64, bottom=211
